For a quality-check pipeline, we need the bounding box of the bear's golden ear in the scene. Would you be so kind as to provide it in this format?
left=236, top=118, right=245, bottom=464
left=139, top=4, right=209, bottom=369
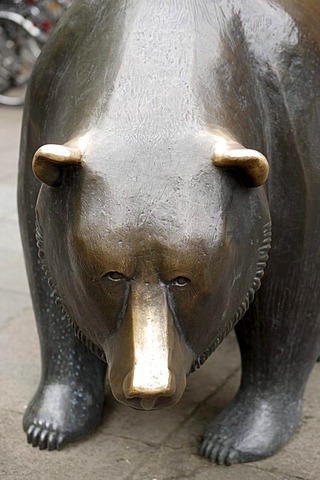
left=32, top=144, right=83, bottom=187
left=212, top=134, right=269, bottom=188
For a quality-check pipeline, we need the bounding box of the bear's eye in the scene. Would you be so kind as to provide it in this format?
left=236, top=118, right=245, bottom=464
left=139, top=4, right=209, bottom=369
left=104, top=271, right=126, bottom=282
left=171, top=276, right=190, bottom=286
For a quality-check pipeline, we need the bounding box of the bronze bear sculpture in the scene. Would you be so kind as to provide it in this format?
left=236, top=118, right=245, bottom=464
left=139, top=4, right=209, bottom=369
left=18, top=0, right=320, bottom=465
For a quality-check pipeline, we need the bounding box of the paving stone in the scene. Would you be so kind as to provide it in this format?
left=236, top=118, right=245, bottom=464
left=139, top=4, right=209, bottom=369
left=192, top=465, right=295, bottom=480
left=129, top=446, right=215, bottom=480
left=0, top=309, right=40, bottom=413
left=129, top=445, right=294, bottom=480
left=166, top=369, right=240, bottom=451
left=0, top=107, right=22, bottom=184
left=0, top=412, right=152, bottom=480
left=0, top=158, right=20, bottom=184
left=191, top=466, right=295, bottom=480
left=101, top=390, right=199, bottom=447
left=0, top=290, right=31, bottom=328
left=0, top=248, right=29, bottom=294
left=0, top=106, right=22, bottom=143
left=182, top=331, right=241, bottom=405
left=0, top=218, right=23, bottom=251
left=0, top=184, right=17, bottom=219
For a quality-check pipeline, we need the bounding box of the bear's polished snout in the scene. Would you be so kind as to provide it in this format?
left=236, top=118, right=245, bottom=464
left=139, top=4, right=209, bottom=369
left=122, top=368, right=177, bottom=410
left=104, top=280, right=193, bottom=411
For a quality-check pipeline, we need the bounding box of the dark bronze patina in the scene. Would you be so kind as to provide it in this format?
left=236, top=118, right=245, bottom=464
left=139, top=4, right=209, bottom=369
left=18, top=0, right=320, bottom=465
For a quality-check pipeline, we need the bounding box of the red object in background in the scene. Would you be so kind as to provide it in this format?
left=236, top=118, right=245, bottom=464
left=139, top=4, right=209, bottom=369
left=42, top=19, right=51, bottom=32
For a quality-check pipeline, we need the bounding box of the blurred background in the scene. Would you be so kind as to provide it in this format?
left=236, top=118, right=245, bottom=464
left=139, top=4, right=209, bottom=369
left=0, top=0, right=71, bottom=107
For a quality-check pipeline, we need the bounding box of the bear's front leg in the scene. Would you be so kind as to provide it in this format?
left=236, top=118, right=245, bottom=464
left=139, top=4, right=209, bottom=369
left=22, top=282, right=107, bottom=450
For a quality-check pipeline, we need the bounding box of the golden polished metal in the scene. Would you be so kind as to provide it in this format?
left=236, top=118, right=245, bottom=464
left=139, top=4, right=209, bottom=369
left=211, top=132, right=269, bottom=188
left=122, top=282, right=175, bottom=410
left=32, top=143, right=83, bottom=187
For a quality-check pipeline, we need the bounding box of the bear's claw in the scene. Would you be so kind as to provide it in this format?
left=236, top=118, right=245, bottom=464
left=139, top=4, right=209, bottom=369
left=27, top=420, right=65, bottom=451
left=200, top=435, right=240, bottom=465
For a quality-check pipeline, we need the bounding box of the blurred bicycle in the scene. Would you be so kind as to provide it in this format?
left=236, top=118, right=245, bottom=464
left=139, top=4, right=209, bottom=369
left=0, top=0, right=71, bottom=106
left=0, top=10, right=41, bottom=106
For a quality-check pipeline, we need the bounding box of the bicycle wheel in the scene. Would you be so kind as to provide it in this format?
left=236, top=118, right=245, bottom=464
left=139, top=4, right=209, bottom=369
left=0, top=11, right=41, bottom=106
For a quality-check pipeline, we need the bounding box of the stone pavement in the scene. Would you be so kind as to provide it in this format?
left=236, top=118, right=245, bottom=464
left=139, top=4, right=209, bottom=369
left=1, top=106, right=320, bottom=480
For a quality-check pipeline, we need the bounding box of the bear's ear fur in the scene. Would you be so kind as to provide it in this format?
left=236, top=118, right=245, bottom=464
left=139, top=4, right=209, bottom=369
left=32, top=143, right=83, bottom=187
left=212, top=133, right=269, bottom=188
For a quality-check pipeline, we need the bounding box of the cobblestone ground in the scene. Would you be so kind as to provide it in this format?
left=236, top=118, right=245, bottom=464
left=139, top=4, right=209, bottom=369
left=1, top=107, right=320, bottom=480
